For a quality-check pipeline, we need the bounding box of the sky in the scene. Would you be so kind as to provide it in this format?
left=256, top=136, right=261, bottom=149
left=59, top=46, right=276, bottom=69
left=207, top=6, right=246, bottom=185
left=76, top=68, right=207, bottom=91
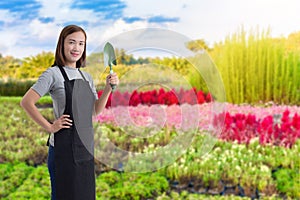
left=0, top=0, right=300, bottom=59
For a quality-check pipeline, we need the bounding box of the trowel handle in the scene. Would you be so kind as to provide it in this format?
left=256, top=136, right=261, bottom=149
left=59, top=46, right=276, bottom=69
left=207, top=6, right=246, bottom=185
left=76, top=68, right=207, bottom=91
left=109, top=68, right=116, bottom=91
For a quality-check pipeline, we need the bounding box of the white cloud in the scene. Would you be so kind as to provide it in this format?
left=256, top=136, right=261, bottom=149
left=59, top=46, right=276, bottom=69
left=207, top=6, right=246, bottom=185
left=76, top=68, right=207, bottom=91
left=1, top=0, right=300, bottom=58
left=122, top=0, right=300, bottom=46
left=6, top=45, right=50, bottom=59
left=100, top=19, right=150, bottom=41
left=121, top=0, right=233, bottom=45
left=37, top=0, right=105, bottom=25
left=0, top=26, right=52, bottom=58
left=0, top=27, right=26, bottom=57
left=168, top=0, right=300, bottom=45
left=28, top=20, right=60, bottom=42
left=0, top=10, right=16, bottom=24
left=123, top=0, right=187, bottom=17
left=36, top=0, right=72, bottom=22
left=86, top=19, right=150, bottom=55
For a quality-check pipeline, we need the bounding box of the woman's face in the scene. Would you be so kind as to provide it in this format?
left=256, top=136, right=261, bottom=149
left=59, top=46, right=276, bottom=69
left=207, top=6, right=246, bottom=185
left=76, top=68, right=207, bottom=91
left=63, top=31, right=85, bottom=67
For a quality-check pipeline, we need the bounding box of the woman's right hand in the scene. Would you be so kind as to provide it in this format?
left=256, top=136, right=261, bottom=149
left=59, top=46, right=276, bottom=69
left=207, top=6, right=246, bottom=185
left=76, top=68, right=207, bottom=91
left=50, top=114, right=72, bottom=133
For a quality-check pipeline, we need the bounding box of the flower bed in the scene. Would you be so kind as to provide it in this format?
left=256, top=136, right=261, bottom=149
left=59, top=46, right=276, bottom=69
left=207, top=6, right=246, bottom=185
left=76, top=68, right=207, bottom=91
left=95, top=103, right=300, bottom=147
left=98, top=88, right=212, bottom=107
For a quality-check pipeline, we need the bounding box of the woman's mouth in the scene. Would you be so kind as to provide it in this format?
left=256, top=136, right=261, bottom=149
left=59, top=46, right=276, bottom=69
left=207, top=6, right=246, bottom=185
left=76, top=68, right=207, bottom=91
left=71, top=52, right=79, bottom=57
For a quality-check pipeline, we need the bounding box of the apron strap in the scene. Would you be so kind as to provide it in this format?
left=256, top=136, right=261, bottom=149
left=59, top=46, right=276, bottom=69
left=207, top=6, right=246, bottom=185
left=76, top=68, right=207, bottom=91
left=58, top=66, right=87, bottom=82
left=78, top=69, right=87, bottom=81
left=58, top=66, right=69, bottom=81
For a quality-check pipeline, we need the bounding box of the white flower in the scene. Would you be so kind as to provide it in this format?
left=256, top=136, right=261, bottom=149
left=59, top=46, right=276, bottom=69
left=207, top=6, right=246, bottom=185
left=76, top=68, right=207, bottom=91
left=260, top=165, right=270, bottom=173
left=250, top=137, right=259, bottom=144
left=235, top=165, right=241, bottom=172
left=180, top=158, right=185, bottom=163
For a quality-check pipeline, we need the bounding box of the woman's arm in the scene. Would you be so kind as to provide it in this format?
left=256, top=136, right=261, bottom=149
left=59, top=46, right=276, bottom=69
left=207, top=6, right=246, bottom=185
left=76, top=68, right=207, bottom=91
left=20, top=89, right=72, bottom=133
left=94, top=85, right=111, bottom=115
left=94, top=73, right=119, bottom=115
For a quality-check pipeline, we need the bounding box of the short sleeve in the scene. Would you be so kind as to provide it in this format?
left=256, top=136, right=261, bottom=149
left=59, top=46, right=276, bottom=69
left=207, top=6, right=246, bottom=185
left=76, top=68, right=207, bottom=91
left=31, top=68, right=54, bottom=97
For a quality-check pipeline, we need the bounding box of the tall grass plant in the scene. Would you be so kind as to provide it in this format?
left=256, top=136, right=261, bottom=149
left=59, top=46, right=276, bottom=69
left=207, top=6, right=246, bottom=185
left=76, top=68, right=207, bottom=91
left=208, top=27, right=300, bottom=105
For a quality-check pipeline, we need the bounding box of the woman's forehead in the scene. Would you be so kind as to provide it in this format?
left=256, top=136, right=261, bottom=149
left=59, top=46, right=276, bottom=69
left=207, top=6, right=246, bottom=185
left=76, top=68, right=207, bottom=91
left=65, top=31, right=85, bottom=41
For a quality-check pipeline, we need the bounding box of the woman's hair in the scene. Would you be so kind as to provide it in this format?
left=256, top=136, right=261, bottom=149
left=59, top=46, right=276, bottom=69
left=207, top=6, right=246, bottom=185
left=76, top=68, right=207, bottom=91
left=52, top=25, right=87, bottom=68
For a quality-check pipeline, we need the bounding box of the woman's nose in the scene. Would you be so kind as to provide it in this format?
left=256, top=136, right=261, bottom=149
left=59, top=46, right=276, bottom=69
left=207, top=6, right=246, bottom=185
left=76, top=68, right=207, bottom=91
left=74, top=43, right=79, bottom=50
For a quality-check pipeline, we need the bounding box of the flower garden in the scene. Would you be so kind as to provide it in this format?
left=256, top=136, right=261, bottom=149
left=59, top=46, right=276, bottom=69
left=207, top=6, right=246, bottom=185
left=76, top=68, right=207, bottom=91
left=1, top=29, right=300, bottom=199
left=94, top=88, right=300, bottom=199
left=1, top=87, right=299, bottom=199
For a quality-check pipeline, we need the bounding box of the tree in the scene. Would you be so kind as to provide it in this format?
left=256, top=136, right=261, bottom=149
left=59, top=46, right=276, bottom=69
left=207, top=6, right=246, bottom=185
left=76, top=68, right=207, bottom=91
left=186, top=39, right=212, bottom=52
left=0, top=55, right=21, bottom=79
left=16, top=51, right=54, bottom=78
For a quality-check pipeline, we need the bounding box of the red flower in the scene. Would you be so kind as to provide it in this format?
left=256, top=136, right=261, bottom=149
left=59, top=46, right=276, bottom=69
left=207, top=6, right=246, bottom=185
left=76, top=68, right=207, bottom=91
left=111, top=90, right=127, bottom=106
left=292, top=113, right=300, bottom=129
left=236, top=120, right=245, bottom=131
left=165, top=91, right=178, bottom=105
left=206, top=93, right=212, bottom=102
left=246, top=114, right=256, bottom=126
left=140, top=91, right=152, bottom=105
left=224, top=112, right=233, bottom=129
left=99, top=88, right=210, bottom=107
left=180, top=89, right=197, bottom=105
left=282, top=109, right=290, bottom=123
left=197, top=90, right=205, bottom=104
left=129, top=90, right=141, bottom=106
left=260, top=116, right=273, bottom=131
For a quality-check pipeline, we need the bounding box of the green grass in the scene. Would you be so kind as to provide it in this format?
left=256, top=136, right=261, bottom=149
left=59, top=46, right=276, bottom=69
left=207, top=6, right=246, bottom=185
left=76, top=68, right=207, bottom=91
left=0, top=95, right=52, bottom=105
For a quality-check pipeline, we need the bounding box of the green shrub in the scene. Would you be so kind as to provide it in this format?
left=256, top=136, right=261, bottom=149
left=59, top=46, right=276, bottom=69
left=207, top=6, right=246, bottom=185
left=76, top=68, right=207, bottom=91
left=0, top=98, right=51, bottom=164
left=0, top=79, right=36, bottom=96
left=7, top=165, right=50, bottom=200
left=273, top=168, right=300, bottom=198
left=96, top=171, right=169, bottom=199
left=0, top=163, right=34, bottom=198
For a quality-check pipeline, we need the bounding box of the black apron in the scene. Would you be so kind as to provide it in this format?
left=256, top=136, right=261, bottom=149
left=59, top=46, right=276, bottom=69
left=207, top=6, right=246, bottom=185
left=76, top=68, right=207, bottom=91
left=54, top=66, right=96, bottom=200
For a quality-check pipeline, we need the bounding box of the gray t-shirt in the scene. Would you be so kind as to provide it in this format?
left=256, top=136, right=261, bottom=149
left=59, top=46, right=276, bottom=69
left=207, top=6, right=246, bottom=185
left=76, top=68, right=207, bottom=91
left=31, top=66, right=98, bottom=146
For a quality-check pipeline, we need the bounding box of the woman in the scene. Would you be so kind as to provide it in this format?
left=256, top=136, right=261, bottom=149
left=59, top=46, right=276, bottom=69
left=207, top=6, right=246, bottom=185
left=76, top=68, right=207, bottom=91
left=20, top=25, right=119, bottom=200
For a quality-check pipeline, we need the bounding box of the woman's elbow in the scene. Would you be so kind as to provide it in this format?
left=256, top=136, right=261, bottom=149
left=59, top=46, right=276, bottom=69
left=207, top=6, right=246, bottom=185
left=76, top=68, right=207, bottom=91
left=20, top=97, right=26, bottom=108
left=20, top=89, right=39, bottom=110
left=20, top=96, right=30, bottom=110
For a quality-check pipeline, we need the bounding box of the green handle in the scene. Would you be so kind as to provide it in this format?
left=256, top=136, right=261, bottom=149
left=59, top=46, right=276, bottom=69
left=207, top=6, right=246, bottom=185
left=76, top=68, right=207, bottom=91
left=109, top=66, right=116, bottom=91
